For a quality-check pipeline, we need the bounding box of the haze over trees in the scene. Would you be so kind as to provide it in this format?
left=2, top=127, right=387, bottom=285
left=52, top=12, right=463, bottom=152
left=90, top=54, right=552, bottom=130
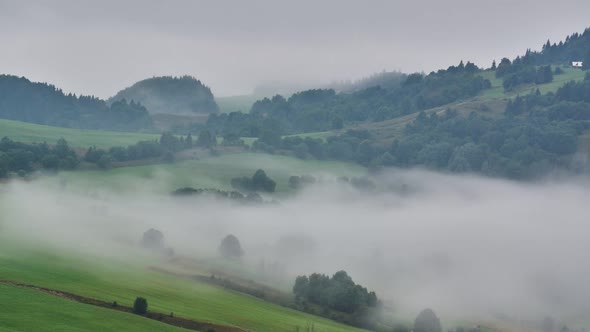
left=292, top=270, right=380, bottom=328
left=219, top=234, right=244, bottom=260
left=414, top=309, right=442, bottom=332
left=109, top=76, right=219, bottom=115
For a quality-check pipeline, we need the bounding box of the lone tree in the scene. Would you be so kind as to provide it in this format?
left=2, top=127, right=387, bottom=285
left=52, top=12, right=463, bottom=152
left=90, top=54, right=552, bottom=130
left=133, top=297, right=148, bottom=315
left=141, top=228, right=164, bottom=250
left=414, top=308, right=442, bottom=332
left=219, top=234, right=244, bottom=259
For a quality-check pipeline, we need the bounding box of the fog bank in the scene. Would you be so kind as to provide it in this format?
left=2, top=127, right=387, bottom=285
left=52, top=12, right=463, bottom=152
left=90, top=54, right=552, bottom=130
left=1, top=169, right=589, bottom=326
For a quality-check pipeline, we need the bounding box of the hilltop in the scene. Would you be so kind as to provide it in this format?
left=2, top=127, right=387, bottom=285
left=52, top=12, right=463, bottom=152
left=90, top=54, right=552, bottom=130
left=109, top=76, right=219, bottom=115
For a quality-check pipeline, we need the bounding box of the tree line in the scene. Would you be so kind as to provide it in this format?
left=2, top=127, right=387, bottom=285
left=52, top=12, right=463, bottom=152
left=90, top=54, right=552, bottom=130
left=248, top=75, right=590, bottom=179
left=201, top=61, right=490, bottom=137
left=0, top=75, right=152, bottom=131
left=0, top=137, right=78, bottom=178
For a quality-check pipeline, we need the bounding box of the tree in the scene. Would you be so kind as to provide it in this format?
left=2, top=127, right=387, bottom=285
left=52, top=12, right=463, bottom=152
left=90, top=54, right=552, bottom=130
left=252, top=169, right=276, bottom=192
left=160, top=132, right=179, bottom=151
left=197, top=130, right=216, bottom=148
left=293, top=275, right=309, bottom=300
left=541, top=316, right=555, bottom=332
left=133, top=297, right=148, bottom=315
left=219, top=234, right=244, bottom=259
left=491, top=60, right=497, bottom=70
left=414, top=308, right=442, bottom=332
left=141, top=228, right=164, bottom=250
left=583, top=49, right=590, bottom=70
left=185, top=133, right=193, bottom=148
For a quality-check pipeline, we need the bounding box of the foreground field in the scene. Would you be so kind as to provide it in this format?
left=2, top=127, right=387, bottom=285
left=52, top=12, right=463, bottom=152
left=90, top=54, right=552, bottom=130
left=0, top=284, right=185, bottom=332
left=0, top=240, right=364, bottom=332
left=0, top=119, right=159, bottom=149
left=58, top=152, right=365, bottom=193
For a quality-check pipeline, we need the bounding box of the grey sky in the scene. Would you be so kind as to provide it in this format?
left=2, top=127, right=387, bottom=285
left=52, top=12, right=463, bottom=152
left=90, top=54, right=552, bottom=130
left=1, top=0, right=589, bottom=97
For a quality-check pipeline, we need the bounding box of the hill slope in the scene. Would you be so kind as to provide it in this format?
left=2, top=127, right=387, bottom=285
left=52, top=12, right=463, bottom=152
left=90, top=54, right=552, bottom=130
left=110, top=76, right=219, bottom=115
left=0, top=241, right=365, bottom=332
left=0, top=119, right=159, bottom=149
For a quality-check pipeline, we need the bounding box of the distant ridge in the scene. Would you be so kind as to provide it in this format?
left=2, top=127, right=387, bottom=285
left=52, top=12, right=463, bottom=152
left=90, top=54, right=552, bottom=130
left=109, top=76, right=219, bottom=115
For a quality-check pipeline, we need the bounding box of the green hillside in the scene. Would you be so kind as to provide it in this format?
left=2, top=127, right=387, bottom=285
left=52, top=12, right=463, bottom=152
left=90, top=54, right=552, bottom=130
left=0, top=241, right=365, bottom=332
left=0, top=118, right=160, bottom=149
left=56, top=153, right=365, bottom=193
left=0, top=284, right=185, bottom=332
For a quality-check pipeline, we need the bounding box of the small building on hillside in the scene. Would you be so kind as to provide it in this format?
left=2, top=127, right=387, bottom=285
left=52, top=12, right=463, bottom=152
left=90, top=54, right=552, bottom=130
left=572, top=61, right=583, bottom=68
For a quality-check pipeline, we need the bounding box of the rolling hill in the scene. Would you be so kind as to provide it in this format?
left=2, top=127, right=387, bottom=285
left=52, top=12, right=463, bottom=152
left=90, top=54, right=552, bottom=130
left=109, top=76, right=219, bottom=115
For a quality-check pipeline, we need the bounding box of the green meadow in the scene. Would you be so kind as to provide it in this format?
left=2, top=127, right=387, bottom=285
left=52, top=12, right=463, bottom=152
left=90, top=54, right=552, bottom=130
left=57, top=152, right=365, bottom=194
left=0, top=119, right=160, bottom=149
left=0, top=241, right=365, bottom=332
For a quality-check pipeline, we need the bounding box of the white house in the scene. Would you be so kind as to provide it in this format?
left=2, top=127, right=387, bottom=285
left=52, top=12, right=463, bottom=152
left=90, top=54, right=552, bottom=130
left=572, top=61, right=583, bottom=68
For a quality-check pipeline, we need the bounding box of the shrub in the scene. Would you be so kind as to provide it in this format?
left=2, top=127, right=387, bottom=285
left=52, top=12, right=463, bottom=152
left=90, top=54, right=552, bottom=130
left=133, top=297, right=148, bottom=315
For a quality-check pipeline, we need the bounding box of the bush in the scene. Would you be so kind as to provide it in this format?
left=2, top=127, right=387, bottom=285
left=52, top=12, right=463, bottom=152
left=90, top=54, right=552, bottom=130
left=133, top=297, right=148, bottom=315
left=219, top=234, right=244, bottom=259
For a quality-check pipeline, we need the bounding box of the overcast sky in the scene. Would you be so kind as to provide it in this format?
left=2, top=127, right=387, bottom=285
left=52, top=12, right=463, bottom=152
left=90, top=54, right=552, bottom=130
left=1, top=0, right=589, bottom=97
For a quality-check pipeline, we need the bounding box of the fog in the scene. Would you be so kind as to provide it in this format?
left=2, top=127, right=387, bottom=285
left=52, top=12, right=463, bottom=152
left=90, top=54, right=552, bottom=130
left=1, top=169, right=589, bottom=327
left=1, top=0, right=590, bottom=97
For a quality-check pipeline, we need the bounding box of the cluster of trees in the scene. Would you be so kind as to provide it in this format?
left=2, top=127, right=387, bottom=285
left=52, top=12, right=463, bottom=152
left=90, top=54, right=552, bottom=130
left=0, top=75, right=152, bottom=131
left=254, top=129, right=377, bottom=164
left=202, top=61, right=490, bottom=138
left=172, top=187, right=263, bottom=204
left=496, top=57, right=554, bottom=90
left=84, top=131, right=217, bottom=169
left=108, top=76, right=219, bottom=114
left=292, top=271, right=379, bottom=328
left=521, top=27, right=590, bottom=68
left=230, top=169, right=276, bottom=193
left=0, top=137, right=78, bottom=178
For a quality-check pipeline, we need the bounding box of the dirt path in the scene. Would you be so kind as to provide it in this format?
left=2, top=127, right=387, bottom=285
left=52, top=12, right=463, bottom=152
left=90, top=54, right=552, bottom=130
left=0, top=279, right=250, bottom=332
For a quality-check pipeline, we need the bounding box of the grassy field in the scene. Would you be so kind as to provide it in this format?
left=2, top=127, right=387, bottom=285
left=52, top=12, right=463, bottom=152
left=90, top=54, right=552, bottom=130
left=0, top=119, right=160, bottom=149
left=0, top=283, right=185, bottom=332
left=58, top=152, right=365, bottom=194
left=0, top=240, right=365, bottom=332
left=477, top=67, right=586, bottom=100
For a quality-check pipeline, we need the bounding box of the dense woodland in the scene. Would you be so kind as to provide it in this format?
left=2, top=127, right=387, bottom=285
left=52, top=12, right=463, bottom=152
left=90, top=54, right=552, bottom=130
left=109, top=76, right=219, bottom=114
left=205, top=61, right=490, bottom=136
left=0, top=75, right=151, bottom=131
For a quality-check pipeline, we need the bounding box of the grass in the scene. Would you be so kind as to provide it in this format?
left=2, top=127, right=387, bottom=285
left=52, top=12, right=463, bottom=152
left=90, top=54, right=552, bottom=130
left=0, top=119, right=160, bottom=149
left=477, top=67, right=586, bottom=100
left=0, top=241, right=365, bottom=332
left=0, top=283, right=185, bottom=332
left=55, top=152, right=365, bottom=194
